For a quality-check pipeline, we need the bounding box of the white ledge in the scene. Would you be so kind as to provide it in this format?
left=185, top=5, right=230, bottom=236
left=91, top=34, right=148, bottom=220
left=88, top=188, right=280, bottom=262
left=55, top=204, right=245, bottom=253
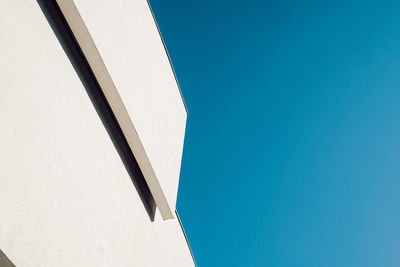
left=56, top=0, right=175, bottom=220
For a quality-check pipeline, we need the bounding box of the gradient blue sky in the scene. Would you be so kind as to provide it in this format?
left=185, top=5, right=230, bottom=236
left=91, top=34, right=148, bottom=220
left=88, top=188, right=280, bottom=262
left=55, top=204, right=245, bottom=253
left=149, top=0, right=400, bottom=266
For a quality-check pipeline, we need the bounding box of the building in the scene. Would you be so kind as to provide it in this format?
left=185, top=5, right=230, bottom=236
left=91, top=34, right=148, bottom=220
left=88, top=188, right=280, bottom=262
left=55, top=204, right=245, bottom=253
left=0, top=0, right=195, bottom=266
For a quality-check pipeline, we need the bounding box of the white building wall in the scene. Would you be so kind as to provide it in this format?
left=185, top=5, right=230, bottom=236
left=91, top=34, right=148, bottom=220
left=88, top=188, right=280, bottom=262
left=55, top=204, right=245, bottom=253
left=57, top=0, right=187, bottom=219
left=0, top=1, right=193, bottom=266
left=71, top=0, right=188, bottom=211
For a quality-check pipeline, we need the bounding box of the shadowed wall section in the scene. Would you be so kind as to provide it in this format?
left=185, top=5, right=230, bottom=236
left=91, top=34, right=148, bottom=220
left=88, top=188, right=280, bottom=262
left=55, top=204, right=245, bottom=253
left=37, top=0, right=156, bottom=221
left=0, top=249, right=16, bottom=267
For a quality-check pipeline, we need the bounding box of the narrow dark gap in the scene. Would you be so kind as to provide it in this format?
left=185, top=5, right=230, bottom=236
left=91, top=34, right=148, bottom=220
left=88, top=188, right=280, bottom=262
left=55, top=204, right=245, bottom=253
left=37, top=0, right=156, bottom=221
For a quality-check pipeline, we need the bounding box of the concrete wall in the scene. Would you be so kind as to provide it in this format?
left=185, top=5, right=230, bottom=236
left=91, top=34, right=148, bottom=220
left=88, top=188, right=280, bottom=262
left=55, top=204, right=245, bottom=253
left=0, top=1, right=193, bottom=266
left=70, top=0, right=187, bottom=216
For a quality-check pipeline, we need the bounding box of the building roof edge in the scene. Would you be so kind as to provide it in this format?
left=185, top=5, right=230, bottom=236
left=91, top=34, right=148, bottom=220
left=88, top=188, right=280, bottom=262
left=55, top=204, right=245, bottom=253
left=175, top=210, right=197, bottom=266
left=146, top=0, right=189, bottom=114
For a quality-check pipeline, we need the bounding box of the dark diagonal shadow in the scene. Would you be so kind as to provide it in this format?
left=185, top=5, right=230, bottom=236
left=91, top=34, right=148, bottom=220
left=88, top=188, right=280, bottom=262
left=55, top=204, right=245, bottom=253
left=37, top=0, right=156, bottom=221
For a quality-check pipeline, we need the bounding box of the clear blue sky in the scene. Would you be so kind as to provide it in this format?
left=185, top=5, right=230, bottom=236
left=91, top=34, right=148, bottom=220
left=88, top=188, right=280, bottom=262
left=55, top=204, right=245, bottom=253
left=149, top=0, right=400, bottom=266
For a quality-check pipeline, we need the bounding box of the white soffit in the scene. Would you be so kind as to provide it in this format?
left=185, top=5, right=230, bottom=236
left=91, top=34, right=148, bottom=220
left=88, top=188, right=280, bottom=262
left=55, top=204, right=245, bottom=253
left=55, top=0, right=187, bottom=220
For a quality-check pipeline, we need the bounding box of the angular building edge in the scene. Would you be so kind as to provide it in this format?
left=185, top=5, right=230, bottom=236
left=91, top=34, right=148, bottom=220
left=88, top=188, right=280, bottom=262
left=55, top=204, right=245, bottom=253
left=145, top=0, right=188, bottom=114
left=55, top=0, right=184, bottom=220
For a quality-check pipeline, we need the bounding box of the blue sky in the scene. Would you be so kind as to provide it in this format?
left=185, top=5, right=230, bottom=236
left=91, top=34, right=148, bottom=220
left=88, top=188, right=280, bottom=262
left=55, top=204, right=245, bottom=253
left=149, top=0, right=400, bottom=266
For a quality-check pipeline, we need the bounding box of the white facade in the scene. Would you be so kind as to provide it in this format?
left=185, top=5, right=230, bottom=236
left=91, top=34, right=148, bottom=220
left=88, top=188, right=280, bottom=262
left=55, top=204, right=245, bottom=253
left=0, top=0, right=194, bottom=266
